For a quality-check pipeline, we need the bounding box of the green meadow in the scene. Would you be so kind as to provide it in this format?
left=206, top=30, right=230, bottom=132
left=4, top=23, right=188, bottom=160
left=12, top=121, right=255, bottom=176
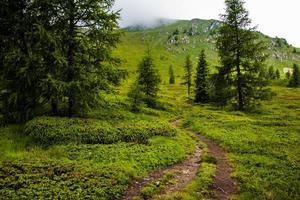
left=1, top=19, right=300, bottom=200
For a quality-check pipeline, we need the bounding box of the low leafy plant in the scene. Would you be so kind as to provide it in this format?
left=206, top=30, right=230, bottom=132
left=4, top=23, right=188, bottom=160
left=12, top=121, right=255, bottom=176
left=24, top=117, right=177, bottom=146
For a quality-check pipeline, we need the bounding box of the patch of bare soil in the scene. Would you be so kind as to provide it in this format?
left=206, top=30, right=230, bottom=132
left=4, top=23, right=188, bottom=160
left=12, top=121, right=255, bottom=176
left=122, top=119, right=237, bottom=200
left=122, top=120, right=201, bottom=200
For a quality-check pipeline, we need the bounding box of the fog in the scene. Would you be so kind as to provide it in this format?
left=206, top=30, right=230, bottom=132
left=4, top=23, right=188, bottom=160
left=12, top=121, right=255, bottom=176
left=113, top=0, right=300, bottom=47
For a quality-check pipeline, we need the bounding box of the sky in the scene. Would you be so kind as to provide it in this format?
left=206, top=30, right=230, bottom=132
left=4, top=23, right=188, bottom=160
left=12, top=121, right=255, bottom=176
left=113, top=0, right=300, bottom=47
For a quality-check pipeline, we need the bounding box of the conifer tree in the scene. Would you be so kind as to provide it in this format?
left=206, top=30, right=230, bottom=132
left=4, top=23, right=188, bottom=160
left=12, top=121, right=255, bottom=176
left=216, top=0, right=269, bottom=110
left=50, top=0, right=122, bottom=117
left=275, top=69, right=281, bottom=79
left=183, top=55, right=193, bottom=97
left=128, top=81, right=144, bottom=112
left=268, top=66, right=276, bottom=79
left=289, top=64, right=299, bottom=87
left=195, top=50, right=209, bottom=103
left=286, top=71, right=291, bottom=79
left=136, top=51, right=161, bottom=106
left=0, top=0, right=124, bottom=121
left=0, top=0, right=44, bottom=122
left=212, top=67, right=232, bottom=106
left=169, top=65, right=175, bottom=84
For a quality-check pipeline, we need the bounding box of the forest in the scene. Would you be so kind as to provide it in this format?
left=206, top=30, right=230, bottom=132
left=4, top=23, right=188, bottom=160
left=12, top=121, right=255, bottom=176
left=0, top=0, right=299, bottom=199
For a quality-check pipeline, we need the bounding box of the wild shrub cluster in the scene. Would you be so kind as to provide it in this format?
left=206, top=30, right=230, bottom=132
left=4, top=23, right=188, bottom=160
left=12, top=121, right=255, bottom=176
left=0, top=161, right=132, bottom=200
left=24, top=117, right=176, bottom=146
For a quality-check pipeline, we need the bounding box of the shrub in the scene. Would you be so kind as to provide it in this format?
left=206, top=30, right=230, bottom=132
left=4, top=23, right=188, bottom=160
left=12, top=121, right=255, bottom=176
left=24, top=117, right=176, bottom=146
left=0, top=161, right=133, bottom=200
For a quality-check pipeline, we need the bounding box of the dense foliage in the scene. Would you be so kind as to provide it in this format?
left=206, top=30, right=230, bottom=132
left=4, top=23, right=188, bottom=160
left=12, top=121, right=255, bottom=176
left=135, top=52, right=161, bottom=107
left=0, top=0, right=123, bottom=122
left=216, top=0, right=271, bottom=110
left=169, top=65, right=175, bottom=84
left=183, top=55, right=193, bottom=97
left=24, top=117, right=176, bottom=145
left=288, top=64, right=299, bottom=87
left=194, top=50, right=209, bottom=103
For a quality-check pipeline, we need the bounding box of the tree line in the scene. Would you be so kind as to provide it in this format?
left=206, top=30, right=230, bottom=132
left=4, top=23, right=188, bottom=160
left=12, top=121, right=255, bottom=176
left=129, top=0, right=299, bottom=112
left=1, top=0, right=299, bottom=122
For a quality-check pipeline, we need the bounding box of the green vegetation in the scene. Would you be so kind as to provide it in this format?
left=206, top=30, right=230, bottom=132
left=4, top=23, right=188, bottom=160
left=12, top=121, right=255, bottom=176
left=135, top=51, right=161, bottom=107
left=157, top=142, right=216, bottom=200
left=184, top=87, right=300, bottom=199
left=134, top=173, right=176, bottom=200
left=1, top=0, right=300, bottom=199
left=183, top=55, right=193, bottom=97
left=0, top=117, right=196, bottom=199
left=169, top=65, right=175, bottom=84
left=288, top=64, right=299, bottom=87
left=25, top=117, right=176, bottom=146
left=0, top=0, right=123, bottom=122
left=195, top=50, right=209, bottom=103
left=216, top=0, right=270, bottom=110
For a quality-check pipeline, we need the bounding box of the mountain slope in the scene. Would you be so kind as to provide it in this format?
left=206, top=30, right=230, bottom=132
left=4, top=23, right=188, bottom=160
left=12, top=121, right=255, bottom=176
left=115, top=19, right=300, bottom=84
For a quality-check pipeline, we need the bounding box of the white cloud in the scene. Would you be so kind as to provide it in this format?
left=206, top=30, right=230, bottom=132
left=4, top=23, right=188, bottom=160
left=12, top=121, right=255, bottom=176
left=113, top=0, right=300, bottom=47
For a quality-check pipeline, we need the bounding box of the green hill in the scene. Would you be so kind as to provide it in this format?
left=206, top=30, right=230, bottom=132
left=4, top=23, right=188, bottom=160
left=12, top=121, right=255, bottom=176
left=115, top=18, right=300, bottom=84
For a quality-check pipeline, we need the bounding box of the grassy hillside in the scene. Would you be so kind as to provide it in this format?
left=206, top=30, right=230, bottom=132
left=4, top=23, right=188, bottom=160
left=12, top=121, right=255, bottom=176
left=115, top=19, right=300, bottom=86
left=0, top=18, right=299, bottom=199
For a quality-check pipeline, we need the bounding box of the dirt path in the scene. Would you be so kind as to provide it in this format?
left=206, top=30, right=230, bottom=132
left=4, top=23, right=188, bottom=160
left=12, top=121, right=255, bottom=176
left=122, top=119, right=237, bottom=200
left=198, top=135, right=237, bottom=200
left=122, top=123, right=201, bottom=200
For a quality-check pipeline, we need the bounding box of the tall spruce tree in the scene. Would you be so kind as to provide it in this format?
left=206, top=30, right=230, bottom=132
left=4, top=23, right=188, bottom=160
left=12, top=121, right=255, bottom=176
left=183, top=55, right=193, bottom=97
left=136, top=51, right=161, bottom=106
left=169, top=65, right=175, bottom=84
left=216, top=0, right=269, bottom=110
left=195, top=50, right=209, bottom=103
left=289, top=64, right=299, bottom=87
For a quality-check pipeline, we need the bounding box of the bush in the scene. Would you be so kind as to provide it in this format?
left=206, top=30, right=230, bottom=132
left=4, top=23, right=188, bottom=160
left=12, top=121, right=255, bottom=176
left=24, top=117, right=176, bottom=146
left=0, top=161, right=133, bottom=200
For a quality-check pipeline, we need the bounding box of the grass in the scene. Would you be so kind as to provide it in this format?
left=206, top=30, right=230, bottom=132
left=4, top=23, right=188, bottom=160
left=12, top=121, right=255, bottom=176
left=154, top=141, right=217, bottom=200
left=1, top=19, right=300, bottom=199
left=183, top=86, right=300, bottom=199
left=0, top=114, right=196, bottom=199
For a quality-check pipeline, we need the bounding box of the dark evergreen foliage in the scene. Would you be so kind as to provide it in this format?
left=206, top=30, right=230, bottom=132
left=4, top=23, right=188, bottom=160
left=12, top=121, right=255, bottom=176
left=183, top=55, right=193, bottom=97
left=288, top=64, right=299, bottom=87
left=275, top=69, right=280, bottom=79
left=136, top=52, right=161, bottom=107
left=268, top=66, right=276, bottom=80
left=0, top=0, right=123, bottom=122
left=195, top=50, right=209, bottom=103
left=216, top=0, right=270, bottom=111
left=169, top=65, right=175, bottom=84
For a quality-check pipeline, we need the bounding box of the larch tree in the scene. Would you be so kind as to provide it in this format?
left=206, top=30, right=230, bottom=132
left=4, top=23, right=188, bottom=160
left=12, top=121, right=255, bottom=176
left=195, top=50, right=209, bottom=103
left=216, top=0, right=270, bottom=110
left=183, top=55, right=193, bottom=98
left=50, top=0, right=123, bottom=117
left=0, top=0, right=124, bottom=121
left=0, top=0, right=46, bottom=122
